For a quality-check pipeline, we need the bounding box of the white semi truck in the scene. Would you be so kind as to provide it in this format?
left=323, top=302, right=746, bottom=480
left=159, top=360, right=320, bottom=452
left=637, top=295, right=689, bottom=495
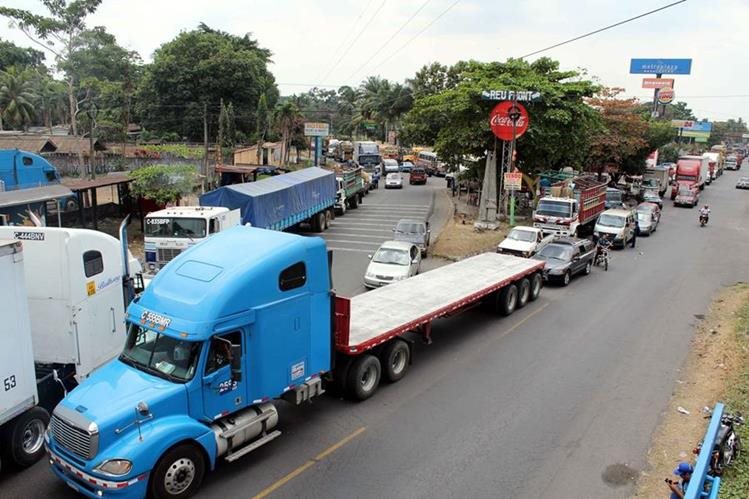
left=0, top=224, right=142, bottom=471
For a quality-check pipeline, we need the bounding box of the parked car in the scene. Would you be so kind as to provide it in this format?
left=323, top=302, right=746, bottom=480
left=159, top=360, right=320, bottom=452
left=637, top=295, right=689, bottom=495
left=736, top=176, right=749, bottom=189
left=605, top=188, right=626, bottom=209
left=383, top=159, right=400, bottom=174
left=532, top=237, right=596, bottom=286
left=393, top=219, right=430, bottom=256
left=385, top=172, right=404, bottom=189
left=410, top=167, right=427, bottom=185
left=725, top=156, right=738, bottom=170
left=674, top=183, right=699, bottom=207
left=364, top=240, right=421, bottom=288
left=594, top=208, right=635, bottom=248
left=636, top=203, right=660, bottom=235
left=497, top=226, right=554, bottom=258
left=399, top=161, right=414, bottom=173
left=641, top=189, right=663, bottom=209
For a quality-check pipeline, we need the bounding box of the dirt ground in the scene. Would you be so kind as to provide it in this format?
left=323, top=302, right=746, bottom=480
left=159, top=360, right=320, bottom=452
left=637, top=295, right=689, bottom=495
left=431, top=213, right=509, bottom=260
left=633, top=283, right=749, bottom=497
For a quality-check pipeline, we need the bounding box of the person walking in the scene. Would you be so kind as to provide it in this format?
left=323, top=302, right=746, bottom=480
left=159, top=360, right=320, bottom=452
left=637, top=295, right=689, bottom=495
left=630, top=217, right=639, bottom=248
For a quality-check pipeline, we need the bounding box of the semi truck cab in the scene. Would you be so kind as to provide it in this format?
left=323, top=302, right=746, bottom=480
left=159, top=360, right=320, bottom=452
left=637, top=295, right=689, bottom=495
left=46, top=226, right=333, bottom=498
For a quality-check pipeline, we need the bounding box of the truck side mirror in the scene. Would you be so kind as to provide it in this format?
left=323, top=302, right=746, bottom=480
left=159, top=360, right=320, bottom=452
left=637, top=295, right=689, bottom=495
left=230, top=344, right=242, bottom=382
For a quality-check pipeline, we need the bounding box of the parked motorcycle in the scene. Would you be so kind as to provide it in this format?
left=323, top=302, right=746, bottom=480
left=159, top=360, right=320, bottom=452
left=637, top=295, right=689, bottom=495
left=693, top=410, right=744, bottom=476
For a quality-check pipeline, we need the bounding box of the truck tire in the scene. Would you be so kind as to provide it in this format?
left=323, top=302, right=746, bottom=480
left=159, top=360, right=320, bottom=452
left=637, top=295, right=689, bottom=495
left=380, top=339, right=410, bottom=383
left=346, top=355, right=381, bottom=401
left=313, top=212, right=325, bottom=233
left=516, top=278, right=531, bottom=308
left=497, top=284, right=518, bottom=316
left=350, top=195, right=359, bottom=209
left=2, top=406, right=49, bottom=468
left=149, top=443, right=206, bottom=499
left=529, top=273, right=543, bottom=301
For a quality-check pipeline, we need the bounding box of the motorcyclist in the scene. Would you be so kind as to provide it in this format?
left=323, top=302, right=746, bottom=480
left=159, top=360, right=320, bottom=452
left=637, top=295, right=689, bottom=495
left=699, top=204, right=710, bottom=224
left=595, top=233, right=612, bottom=261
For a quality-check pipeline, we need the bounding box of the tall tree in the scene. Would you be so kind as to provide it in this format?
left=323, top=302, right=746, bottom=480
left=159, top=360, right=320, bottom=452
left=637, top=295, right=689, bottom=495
left=136, top=24, right=278, bottom=141
left=255, top=93, right=270, bottom=163
left=0, top=37, right=45, bottom=71
left=0, top=66, right=37, bottom=130
left=0, top=0, right=104, bottom=135
left=275, top=101, right=301, bottom=166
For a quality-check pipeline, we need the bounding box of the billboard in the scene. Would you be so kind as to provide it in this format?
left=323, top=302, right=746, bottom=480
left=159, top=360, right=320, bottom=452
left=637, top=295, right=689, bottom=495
left=672, top=120, right=711, bottom=139
left=642, top=78, right=674, bottom=89
left=303, top=122, right=330, bottom=137
left=629, top=58, right=692, bottom=75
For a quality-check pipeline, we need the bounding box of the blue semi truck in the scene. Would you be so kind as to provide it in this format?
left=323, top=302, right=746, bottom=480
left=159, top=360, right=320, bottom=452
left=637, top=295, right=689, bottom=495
left=44, top=226, right=544, bottom=498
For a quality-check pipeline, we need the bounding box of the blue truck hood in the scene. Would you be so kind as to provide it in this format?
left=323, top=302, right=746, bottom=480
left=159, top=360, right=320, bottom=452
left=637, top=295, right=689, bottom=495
left=58, top=360, right=188, bottom=453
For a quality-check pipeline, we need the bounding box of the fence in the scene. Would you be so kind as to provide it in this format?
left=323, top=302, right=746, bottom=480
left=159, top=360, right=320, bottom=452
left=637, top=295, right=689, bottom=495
left=685, top=402, right=724, bottom=499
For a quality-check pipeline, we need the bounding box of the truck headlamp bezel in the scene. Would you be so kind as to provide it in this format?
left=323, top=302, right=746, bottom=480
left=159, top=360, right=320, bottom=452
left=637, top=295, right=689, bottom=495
left=95, top=459, right=133, bottom=477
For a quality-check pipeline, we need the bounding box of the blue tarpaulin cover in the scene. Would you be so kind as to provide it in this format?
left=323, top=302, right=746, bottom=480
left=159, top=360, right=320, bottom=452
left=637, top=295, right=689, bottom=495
left=199, top=167, right=337, bottom=230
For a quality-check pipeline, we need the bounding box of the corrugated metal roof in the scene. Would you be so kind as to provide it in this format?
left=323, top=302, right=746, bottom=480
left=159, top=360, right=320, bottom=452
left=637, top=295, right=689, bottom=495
left=0, top=184, right=73, bottom=208
left=62, top=174, right=132, bottom=191
left=0, top=136, right=57, bottom=153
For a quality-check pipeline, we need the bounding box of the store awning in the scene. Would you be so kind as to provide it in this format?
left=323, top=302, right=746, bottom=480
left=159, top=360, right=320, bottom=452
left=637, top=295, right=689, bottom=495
left=0, top=184, right=74, bottom=209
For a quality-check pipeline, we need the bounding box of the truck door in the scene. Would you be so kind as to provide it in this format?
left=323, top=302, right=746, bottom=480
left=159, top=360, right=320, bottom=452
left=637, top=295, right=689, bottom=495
left=202, top=331, right=246, bottom=420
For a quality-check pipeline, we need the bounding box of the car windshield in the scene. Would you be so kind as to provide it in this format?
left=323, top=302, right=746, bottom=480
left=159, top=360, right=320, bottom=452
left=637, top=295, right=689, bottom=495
left=536, top=200, right=572, bottom=217
left=395, top=222, right=425, bottom=235
left=598, top=214, right=625, bottom=228
left=145, top=217, right=207, bottom=238
left=119, top=324, right=201, bottom=383
left=606, top=191, right=623, bottom=202
left=372, top=248, right=410, bottom=266
left=507, top=229, right=536, bottom=242
left=637, top=212, right=651, bottom=222
left=387, top=173, right=401, bottom=180
left=537, top=244, right=573, bottom=261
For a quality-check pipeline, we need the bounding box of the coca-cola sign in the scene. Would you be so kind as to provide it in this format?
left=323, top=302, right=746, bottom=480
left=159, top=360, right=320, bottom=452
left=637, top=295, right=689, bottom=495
left=489, top=101, right=529, bottom=141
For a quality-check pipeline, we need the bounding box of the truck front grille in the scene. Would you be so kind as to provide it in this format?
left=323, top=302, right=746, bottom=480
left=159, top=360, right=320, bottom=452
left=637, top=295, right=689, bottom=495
left=50, top=414, right=98, bottom=460
left=157, top=247, right=182, bottom=263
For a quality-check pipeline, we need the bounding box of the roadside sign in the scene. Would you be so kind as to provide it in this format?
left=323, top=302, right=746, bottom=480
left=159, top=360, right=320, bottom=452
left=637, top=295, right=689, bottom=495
left=304, top=122, right=330, bottom=137
left=481, top=90, right=541, bottom=102
left=657, top=88, right=675, bottom=104
left=673, top=120, right=712, bottom=139
left=629, top=58, right=692, bottom=75
left=743, top=133, right=749, bottom=139
left=504, top=172, right=522, bottom=191
left=489, top=101, right=529, bottom=141
left=671, top=120, right=695, bottom=128
left=642, top=78, right=674, bottom=89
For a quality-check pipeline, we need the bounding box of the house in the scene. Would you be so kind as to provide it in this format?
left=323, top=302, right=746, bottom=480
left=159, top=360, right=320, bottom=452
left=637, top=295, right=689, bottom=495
left=233, top=142, right=311, bottom=167
left=0, top=135, right=58, bottom=154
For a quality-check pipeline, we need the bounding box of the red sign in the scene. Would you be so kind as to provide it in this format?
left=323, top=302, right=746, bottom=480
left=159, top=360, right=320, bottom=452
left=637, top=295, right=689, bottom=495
left=490, top=101, right=529, bottom=141
left=642, top=78, right=674, bottom=89
left=657, top=88, right=675, bottom=104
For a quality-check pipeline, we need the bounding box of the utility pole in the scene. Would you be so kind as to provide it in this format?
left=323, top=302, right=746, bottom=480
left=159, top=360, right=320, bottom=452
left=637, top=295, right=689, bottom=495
left=203, top=102, right=209, bottom=194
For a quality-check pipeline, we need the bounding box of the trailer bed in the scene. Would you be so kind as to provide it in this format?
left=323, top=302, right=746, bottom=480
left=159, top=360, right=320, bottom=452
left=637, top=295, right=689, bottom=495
left=335, top=253, right=544, bottom=353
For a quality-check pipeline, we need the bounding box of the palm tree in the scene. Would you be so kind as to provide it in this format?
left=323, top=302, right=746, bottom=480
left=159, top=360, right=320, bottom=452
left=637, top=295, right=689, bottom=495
left=358, top=77, right=413, bottom=142
left=275, top=101, right=301, bottom=166
left=34, top=75, right=68, bottom=132
left=0, top=66, right=37, bottom=131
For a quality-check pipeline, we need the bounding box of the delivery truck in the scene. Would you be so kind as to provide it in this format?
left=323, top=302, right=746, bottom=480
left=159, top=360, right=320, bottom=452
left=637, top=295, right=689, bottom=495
left=45, top=226, right=545, bottom=499
left=533, top=175, right=607, bottom=237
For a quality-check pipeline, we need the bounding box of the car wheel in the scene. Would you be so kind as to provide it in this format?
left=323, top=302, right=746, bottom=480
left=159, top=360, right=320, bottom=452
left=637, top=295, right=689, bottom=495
left=562, top=271, right=571, bottom=286
left=584, top=261, right=592, bottom=275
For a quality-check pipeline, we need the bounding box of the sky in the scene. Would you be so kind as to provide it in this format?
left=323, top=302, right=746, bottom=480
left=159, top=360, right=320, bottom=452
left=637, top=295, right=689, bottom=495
left=2, top=0, right=748, bottom=123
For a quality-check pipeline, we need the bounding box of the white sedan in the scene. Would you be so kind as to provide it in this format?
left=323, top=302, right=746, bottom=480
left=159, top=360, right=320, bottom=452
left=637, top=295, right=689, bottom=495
left=385, top=173, right=404, bottom=189
left=364, top=241, right=421, bottom=288
left=496, top=226, right=554, bottom=258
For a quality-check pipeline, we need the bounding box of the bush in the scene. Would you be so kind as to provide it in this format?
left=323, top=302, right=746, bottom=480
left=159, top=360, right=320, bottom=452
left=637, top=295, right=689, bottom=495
left=141, top=144, right=205, bottom=159
left=129, top=164, right=198, bottom=205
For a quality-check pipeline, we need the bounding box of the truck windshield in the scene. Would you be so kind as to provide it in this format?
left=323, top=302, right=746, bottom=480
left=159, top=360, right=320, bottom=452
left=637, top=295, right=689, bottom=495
left=119, top=324, right=201, bottom=383
left=606, top=191, right=623, bottom=203
left=358, top=154, right=381, bottom=165
left=145, top=217, right=207, bottom=238
left=536, top=200, right=572, bottom=218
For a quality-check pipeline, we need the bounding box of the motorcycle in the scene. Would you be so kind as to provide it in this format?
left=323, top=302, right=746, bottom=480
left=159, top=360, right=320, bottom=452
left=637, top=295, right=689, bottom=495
left=594, top=243, right=611, bottom=271
left=693, top=410, right=744, bottom=476
left=699, top=213, right=709, bottom=227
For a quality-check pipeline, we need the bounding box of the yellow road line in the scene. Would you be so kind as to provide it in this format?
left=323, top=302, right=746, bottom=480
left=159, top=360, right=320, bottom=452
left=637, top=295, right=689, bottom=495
left=505, top=302, right=549, bottom=335
left=253, top=426, right=367, bottom=499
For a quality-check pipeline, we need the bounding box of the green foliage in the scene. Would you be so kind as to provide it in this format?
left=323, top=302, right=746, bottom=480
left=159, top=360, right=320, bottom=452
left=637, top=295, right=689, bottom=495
left=658, top=142, right=681, bottom=163
left=0, top=66, right=37, bottom=129
left=141, top=144, right=205, bottom=159
left=708, top=118, right=747, bottom=147
left=0, top=37, right=45, bottom=71
left=129, top=164, right=197, bottom=204
left=135, top=23, right=278, bottom=141
left=721, top=287, right=749, bottom=498
left=217, top=99, right=235, bottom=148
left=401, top=58, right=602, bottom=173
left=662, top=101, right=696, bottom=121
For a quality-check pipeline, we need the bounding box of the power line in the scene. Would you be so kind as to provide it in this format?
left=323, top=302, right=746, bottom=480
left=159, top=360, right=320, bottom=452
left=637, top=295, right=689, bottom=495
left=315, top=0, right=374, bottom=83
left=345, top=0, right=435, bottom=82
left=518, top=0, right=687, bottom=59
left=319, top=0, right=388, bottom=84
left=366, top=0, right=462, bottom=77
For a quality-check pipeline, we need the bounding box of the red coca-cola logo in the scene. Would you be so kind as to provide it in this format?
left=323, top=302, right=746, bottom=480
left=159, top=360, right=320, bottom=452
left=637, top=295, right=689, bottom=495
left=489, top=101, right=529, bottom=141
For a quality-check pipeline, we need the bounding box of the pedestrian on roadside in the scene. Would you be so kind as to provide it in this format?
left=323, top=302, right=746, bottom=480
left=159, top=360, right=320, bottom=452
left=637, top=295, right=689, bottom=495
left=630, top=217, right=639, bottom=248
left=665, top=462, right=693, bottom=499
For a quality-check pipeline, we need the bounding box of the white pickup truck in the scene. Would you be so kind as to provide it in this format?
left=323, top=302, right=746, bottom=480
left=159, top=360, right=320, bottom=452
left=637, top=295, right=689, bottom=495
left=497, top=226, right=555, bottom=258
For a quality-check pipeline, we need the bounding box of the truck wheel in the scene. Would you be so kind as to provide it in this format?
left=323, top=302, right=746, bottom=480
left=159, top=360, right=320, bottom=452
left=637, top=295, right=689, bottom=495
left=1, top=406, right=49, bottom=468
left=516, top=278, right=531, bottom=308
left=350, top=196, right=359, bottom=209
left=313, top=213, right=325, bottom=233
left=380, top=339, right=410, bottom=383
left=346, top=355, right=381, bottom=401
left=529, top=273, right=543, bottom=301
left=497, top=284, right=518, bottom=316
left=150, top=443, right=206, bottom=499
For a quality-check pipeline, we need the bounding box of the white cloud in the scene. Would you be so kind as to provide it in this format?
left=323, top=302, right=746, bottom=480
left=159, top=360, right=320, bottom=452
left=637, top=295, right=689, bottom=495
left=1, top=0, right=747, bottom=122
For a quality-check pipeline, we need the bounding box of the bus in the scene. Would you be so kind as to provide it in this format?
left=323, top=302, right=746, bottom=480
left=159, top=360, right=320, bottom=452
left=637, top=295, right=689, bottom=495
left=416, top=151, right=441, bottom=176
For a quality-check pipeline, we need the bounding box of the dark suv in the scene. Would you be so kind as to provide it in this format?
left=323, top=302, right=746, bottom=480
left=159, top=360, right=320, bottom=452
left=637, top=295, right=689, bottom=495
left=531, top=236, right=596, bottom=286
left=410, top=167, right=427, bottom=185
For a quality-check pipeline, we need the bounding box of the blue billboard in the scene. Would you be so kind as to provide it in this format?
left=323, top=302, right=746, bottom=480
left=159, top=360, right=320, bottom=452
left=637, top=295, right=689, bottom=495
left=629, top=58, right=692, bottom=75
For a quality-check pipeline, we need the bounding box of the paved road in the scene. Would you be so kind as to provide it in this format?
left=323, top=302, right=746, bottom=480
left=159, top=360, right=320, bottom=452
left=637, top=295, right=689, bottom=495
left=3, top=169, right=747, bottom=499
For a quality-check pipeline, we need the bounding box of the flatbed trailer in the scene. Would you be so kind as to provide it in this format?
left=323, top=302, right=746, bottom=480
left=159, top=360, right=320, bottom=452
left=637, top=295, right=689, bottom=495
left=333, top=253, right=545, bottom=398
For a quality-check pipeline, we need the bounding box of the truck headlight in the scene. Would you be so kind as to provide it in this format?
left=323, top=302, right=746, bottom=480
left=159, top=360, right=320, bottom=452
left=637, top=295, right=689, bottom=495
left=96, top=459, right=133, bottom=476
